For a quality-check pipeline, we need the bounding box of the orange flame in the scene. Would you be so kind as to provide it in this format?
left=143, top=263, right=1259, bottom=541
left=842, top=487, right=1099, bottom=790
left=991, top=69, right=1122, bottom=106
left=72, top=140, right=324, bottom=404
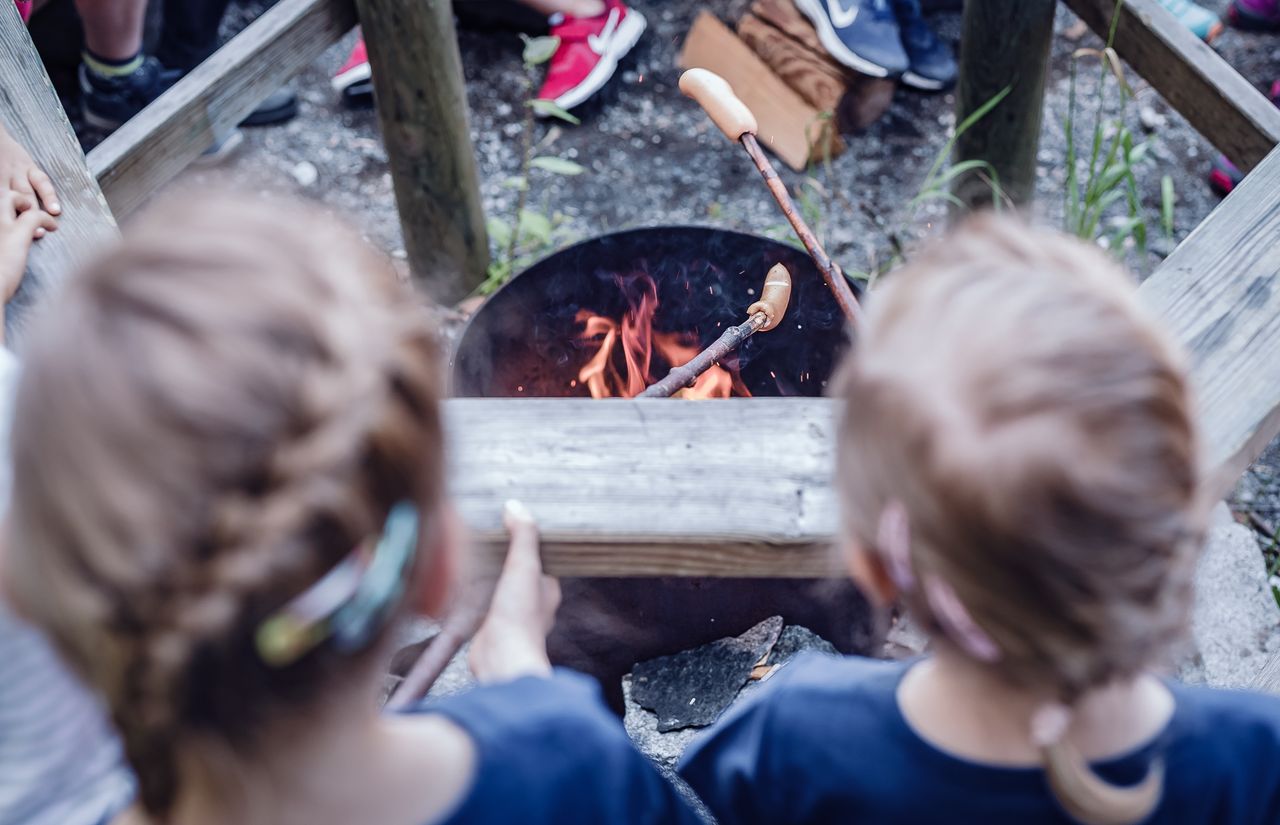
left=574, top=273, right=751, bottom=399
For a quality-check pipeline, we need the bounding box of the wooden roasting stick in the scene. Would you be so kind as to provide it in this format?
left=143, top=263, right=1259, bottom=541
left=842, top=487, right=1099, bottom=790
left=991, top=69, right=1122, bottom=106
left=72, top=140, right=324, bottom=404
left=640, top=264, right=793, bottom=398
left=678, top=68, right=863, bottom=328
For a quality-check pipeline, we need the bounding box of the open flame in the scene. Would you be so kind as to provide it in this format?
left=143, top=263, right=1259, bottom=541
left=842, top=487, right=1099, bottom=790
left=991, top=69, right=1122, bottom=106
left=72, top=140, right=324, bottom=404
left=574, top=272, right=751, bottom=399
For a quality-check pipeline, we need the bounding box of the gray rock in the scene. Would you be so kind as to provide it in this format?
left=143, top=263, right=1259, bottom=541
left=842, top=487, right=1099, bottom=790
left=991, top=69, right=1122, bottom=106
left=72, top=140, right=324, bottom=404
left=631, top=616, right=783, bottom=732
left=625, top=621, right=839, bottom=767
left=1180, top=504, right=1280, bottom=689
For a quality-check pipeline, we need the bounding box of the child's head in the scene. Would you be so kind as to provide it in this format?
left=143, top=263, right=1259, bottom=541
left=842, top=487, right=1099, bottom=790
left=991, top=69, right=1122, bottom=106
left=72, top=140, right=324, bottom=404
left=4, top=195, right=450, bottom=819
left=835, top=217, right=1203, bottom=820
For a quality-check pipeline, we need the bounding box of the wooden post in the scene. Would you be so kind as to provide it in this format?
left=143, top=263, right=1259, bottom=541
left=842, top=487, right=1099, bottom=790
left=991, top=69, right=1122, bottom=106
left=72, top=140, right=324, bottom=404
left=951, top=0, right=1056, bottom=210
left=355, top=0, right=489, bottom=303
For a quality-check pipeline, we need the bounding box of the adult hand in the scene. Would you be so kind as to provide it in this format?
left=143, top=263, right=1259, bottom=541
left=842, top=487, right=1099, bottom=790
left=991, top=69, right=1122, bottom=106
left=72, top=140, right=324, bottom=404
left=468, top=500, right=561, bottom=683
left=0, top=190, right=57, bottom=303
left=0, top=130, right=60, bottom=217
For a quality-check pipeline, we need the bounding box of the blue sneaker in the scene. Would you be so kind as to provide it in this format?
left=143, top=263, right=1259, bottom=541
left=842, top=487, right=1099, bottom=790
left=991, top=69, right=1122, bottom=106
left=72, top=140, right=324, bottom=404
left=79, top=56, right=181, bottom=131
left=893, top=0, right=957, bottom=91
left=794, top=0, right=909, bottom=78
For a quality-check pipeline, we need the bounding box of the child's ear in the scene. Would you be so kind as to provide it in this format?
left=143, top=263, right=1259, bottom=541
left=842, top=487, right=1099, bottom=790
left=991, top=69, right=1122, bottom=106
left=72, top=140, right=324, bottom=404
left=413, top=502, right=463, bottom=618
left=844, top=537, right=898, bottom=608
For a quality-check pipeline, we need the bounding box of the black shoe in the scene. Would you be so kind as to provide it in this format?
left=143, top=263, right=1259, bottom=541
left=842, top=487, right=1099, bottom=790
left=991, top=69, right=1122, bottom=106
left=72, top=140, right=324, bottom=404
left=793, top=0, right=909, bottom=78
left=240, top=87, right=299, bottom=127
left=79, top=56, right=181, bottom=131
left=893, top=0, right=957, bottom=91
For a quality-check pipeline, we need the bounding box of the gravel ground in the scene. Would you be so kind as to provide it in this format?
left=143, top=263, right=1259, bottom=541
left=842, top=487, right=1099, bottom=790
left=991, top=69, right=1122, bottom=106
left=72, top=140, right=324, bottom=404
left=143, top=0, right=1280, bottom=601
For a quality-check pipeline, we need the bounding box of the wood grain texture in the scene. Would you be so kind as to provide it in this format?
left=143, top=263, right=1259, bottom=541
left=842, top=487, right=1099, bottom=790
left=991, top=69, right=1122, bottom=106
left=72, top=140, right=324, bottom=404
left=0, top=0, right=117, bottom=344
left=1064, top=0, right=1280, bottom=174
left=1138, top=144, right=1280, bottom=500
left=1254, top=651, right=1280, bottom=696
left=87, top=0, right=357, bottom=219
left=356, top=0, right=490, bottom=304
left=952, top=0, right=1056, bottom=208
left=679, top=11, right=844, bottom=171
left=445, top=398, right=842, bottom=577
left=742, top=0, right=896, bottom=132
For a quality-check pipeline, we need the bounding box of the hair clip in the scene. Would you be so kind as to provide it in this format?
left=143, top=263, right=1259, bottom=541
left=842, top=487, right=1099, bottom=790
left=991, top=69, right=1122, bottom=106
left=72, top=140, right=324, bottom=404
left=256, top=502, right=419, bottom=667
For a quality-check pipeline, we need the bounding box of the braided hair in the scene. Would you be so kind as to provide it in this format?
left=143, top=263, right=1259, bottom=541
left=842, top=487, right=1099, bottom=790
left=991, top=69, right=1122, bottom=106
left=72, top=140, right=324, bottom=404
left=6, top=194, right=445, bottom=819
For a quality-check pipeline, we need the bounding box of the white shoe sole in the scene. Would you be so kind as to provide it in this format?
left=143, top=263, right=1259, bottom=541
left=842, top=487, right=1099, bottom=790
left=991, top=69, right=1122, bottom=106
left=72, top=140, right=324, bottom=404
left=331, top=62, right=372, bottom=94
left=793, top=0, right=893, bottom=78
left=548, top=9, right=647, bottom=113
left=902, top=70, right=947, bottom=91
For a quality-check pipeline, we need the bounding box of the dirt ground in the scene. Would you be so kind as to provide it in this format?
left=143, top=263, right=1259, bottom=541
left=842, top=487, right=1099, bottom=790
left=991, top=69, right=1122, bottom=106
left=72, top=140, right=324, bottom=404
left=138, top=0, right=1280, bottom=596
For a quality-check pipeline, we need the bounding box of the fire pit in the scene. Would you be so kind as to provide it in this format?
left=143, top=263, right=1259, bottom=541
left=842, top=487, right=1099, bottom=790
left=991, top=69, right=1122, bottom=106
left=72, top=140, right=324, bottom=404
left=451, top=226, right=871, bottom=710
left=453, top=226, right=850, bottom=399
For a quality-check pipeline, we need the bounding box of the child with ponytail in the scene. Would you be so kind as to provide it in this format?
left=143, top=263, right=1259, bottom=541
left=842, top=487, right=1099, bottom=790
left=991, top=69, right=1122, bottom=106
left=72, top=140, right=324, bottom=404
left=678, top=216, right=1280, bottom=825
left=1, top=195, right=701, bottom=825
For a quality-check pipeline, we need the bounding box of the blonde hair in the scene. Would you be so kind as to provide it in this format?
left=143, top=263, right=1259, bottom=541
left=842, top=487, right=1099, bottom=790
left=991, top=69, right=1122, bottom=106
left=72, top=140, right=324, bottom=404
left=5, top=195, right=445, bottom=820
left=835, top=216, right=1205, bottom=825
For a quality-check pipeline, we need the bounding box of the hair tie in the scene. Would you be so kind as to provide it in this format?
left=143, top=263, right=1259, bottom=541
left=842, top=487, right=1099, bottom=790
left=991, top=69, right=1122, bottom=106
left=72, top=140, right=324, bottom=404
left=1031, top=702, right=1073, bottom=748
left=877, top=500, right=916, bottom=592
left=923, top=574, right=1002, bottom=663
left=256, top=501, right=419, bottom=667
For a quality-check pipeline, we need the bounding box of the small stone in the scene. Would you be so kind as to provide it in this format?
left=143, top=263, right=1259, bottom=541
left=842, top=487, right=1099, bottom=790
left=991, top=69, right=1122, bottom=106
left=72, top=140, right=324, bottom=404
left=630, top=616, right=783, bottom=732
left=1139, top=106, right=1167, bottom=133
left=290, top=161, right=318, bottom=187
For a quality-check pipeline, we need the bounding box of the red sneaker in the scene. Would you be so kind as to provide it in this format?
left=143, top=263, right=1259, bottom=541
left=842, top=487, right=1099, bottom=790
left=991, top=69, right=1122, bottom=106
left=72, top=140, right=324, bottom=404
left=537, top=0, right=647, bottom=112
left=332, top=36, right=373, bottom=105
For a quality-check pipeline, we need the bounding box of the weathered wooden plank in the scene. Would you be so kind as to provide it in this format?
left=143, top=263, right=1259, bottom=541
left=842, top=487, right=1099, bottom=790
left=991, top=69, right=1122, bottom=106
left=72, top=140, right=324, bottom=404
left=1138, top=144, right=1280, bottom=499
left=953, top=0, right=1056, bottom=208
left=87, top=0, right=358, bottom=219
left=355, top=0, right=490, bottom=304
left=1064, top=0, right=1280, bottom=174
left=0, top=0, right=117, bottom=343
left=1254, top=652, right=1280, bottom=696
left=445, top=398, right=841, bottom=578
left=679, top=11, right=844, bottom=172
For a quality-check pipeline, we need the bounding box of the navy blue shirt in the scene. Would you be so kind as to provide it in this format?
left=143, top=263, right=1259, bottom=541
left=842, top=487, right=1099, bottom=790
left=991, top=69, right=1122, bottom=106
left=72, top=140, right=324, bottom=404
left=678, top=653, right=1280, bottom=825
left=418, top=669, right=703, bottom=824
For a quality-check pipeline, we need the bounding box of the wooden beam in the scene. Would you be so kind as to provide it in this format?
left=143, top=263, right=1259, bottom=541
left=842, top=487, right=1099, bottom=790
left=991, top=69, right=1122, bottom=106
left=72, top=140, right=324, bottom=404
left=952, top=0, right=1057, bottom=208
left=1063, top=0, right=1280, bottom=174
left=0, top=1, right=117, bottom=343
left=87, top=0, right=358, bottom=219
left=1254, top=652, right=1280, bottom=696
left=445, top=398, right=842, bottom=578
left=355, top=0, right=490, bottom=304
left=1138, top=144, right=1280, bottom=499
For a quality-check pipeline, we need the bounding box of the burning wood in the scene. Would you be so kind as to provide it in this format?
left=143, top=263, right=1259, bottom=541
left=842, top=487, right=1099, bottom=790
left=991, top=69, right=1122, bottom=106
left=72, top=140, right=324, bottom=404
left=640, top=264, right=792, bottom=398
left=573, top=271, right=753, bottom=400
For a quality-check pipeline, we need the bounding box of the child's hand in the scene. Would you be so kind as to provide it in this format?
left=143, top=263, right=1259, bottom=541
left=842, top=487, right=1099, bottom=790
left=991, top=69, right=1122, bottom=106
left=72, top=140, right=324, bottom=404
left=468, top=500, right=561, bottom=683
left=0, top=190, right=57, bottom=302
left=0, top=130, right=60, bottom=217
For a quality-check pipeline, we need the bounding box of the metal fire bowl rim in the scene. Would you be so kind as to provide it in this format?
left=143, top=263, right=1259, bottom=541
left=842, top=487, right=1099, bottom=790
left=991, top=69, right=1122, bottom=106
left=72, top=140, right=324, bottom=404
left=448, top=223, right=825, bottom=374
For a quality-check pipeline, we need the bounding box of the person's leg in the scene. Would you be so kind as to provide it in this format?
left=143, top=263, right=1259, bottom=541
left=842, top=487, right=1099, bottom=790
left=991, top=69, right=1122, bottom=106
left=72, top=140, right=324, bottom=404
left=519, top=0, right=605, bottom=16
left=74, top=0, right=179, bottom=131
left=74, top=0, right=147, bottom=63
left=155, top=0, right=231, bottom=72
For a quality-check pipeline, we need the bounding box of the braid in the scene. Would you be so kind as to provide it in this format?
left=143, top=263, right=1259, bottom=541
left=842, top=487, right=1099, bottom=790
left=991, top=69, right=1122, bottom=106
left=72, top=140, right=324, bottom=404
left=5, top=194, right=447, bottom=820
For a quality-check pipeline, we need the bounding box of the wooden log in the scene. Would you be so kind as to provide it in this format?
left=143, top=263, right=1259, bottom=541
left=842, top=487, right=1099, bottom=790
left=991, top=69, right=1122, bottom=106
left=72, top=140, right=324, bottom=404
left=355, top=0, right=490, bottom=304
left=740, top=0, right=896, bottom=132
left=0, top=0, right=118, bottom=344
left=1137, top=143, right=1280, bottom=500
left=445, top=398, right=842, bottom=578
left=86, top=0, right=358, bottom=219
left=952, top=0, right=1056, bottom=209
left=1064, top=0, right=1280, bottom=175
left=679, top=11, right=844, bottom=172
